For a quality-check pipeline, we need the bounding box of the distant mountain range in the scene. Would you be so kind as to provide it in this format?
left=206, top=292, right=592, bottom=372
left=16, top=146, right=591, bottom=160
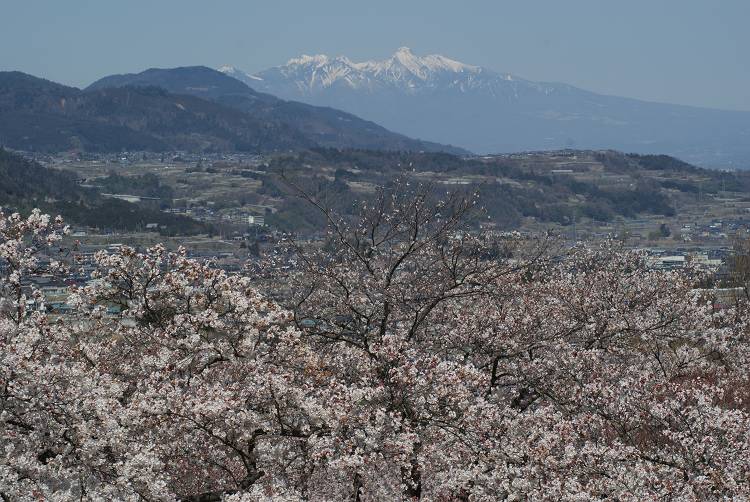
left=221, top=47, right=750, bottom=168
left=0, top=67, right=464, bottom=154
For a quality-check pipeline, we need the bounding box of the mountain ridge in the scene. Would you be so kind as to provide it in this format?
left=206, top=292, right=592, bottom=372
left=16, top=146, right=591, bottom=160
left=86, top=66, right=468, bottom=154
left=0, top=70, right=311, bottom=152
left=0, top=68, right=466, bottom=155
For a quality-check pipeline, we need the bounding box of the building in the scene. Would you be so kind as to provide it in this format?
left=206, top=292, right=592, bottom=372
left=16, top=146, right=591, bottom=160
left=248, top=215, right=265, bottom=226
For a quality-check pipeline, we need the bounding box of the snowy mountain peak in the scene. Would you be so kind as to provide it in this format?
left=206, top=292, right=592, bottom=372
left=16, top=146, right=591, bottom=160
left=358, top=47, right=483, bottom=80
left=286, top=54, right=329, bottom=66
left=252, top=48, right=490, bottom=91
left=218, top=64, right=263, bottom=82
left=219, top=48, right=521, bottom=96
left=217, top=64, right=238, bottom=74
left=393, top=46, right=417, bottom=65
left=390, top=47, right=429, bottom=77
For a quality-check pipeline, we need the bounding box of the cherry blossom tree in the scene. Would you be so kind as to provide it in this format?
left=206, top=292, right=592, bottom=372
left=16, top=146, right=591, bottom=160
left=1, top=210, right=334, bottom=500
left=1, top=194, right=750, bottom=501
left=276, top=182, right=750, bottom=500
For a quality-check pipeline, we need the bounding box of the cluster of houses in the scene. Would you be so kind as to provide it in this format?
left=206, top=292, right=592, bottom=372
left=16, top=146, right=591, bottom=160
left=24, top=150, right=265, bottom=169
left=162, top=206, right=267, bottom=228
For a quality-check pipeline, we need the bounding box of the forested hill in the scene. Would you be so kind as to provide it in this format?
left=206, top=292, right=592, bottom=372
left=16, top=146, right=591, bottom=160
left=0, top=71, right=310, bottom=153
left=0, top=148, right=208, bottom=234
left=258, top=148, right=750, bottom=232
left=0, top=69, right=465, bottom=154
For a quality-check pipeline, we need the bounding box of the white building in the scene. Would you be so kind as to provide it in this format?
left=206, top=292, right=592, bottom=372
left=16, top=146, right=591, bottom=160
left=248, top=215, right=265, bottom=226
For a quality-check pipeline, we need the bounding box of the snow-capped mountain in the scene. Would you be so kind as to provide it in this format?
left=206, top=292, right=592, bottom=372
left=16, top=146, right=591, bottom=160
left=221, top=48, right=750, bottom=167
left=258, top=47, right=491, bottom=93
left=222, top=47, right=547, bottom=97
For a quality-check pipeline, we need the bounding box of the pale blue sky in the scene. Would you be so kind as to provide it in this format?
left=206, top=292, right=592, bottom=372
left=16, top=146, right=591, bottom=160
left=2, top=0, right=749, bottom=110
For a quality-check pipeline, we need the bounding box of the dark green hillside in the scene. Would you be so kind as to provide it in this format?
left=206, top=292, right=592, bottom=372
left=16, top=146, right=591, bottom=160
left=0, top=72, right=311, bottom=153
left=72, top=86, right=310, bottom=152
left=0, top=149, right=208, bottom=234
left=86, top=66, right=259, bottom=101
left=0, top=72, right=165, bottom=152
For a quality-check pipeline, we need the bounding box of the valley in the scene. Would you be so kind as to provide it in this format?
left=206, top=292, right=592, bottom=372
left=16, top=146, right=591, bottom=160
left=16, top=148, right=750, bottom=265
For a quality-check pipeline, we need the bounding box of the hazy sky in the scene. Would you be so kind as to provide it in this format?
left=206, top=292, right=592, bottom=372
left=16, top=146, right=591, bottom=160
left=2, top=0, right=749, bottom=110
